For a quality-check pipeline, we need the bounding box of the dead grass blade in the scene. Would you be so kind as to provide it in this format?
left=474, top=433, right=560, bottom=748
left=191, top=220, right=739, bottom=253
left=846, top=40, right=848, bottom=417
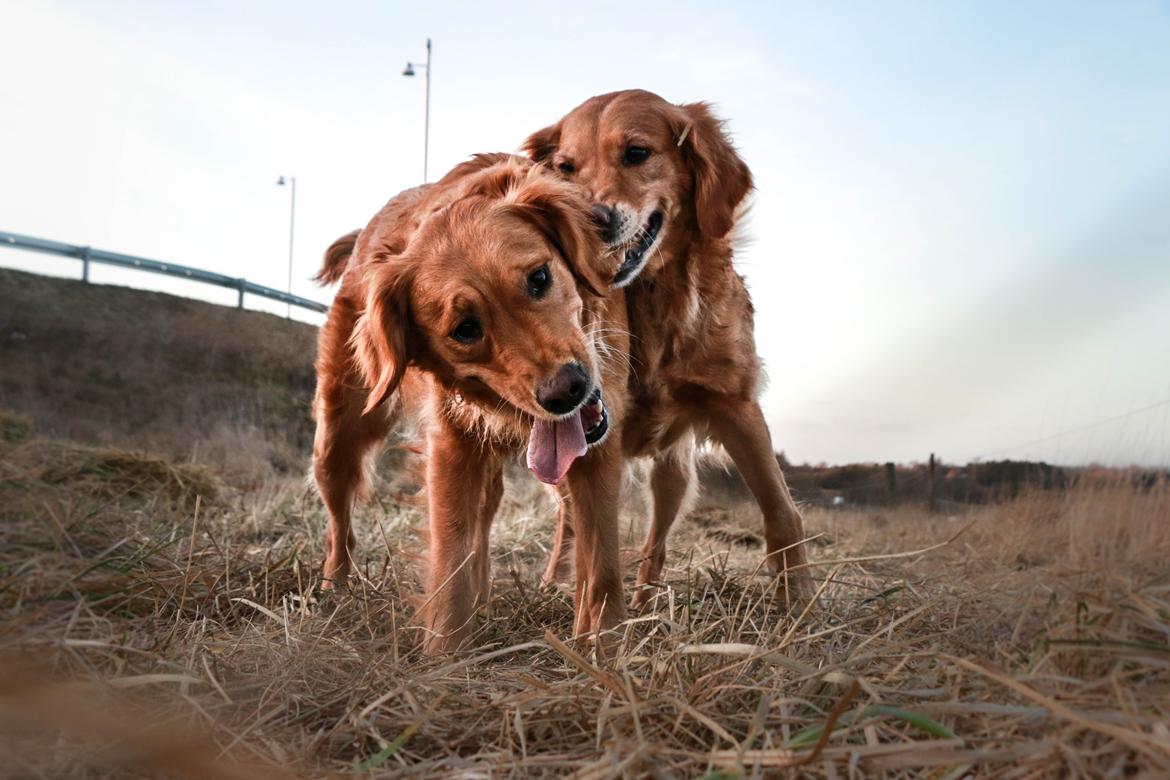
left=944, top=654, right=1170, bottom=761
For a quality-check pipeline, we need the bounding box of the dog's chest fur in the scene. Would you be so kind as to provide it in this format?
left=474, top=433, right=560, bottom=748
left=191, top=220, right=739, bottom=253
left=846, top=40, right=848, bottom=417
left=621, top=240, right=761, bottom=456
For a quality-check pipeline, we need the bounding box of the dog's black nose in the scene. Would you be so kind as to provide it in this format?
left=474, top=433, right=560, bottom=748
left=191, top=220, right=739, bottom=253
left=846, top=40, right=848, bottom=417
left=537, top=363, right=590, bottom=415
left=590, top=204, right=618, bottom=244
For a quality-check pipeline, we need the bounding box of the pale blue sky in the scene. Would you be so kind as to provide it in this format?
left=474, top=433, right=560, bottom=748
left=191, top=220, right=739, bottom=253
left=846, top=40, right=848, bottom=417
left=2, top=1, right=1168, bottom=465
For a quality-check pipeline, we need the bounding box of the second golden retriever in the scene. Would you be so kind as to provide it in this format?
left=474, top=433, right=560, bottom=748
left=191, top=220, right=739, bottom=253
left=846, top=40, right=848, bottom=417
left=525, top=90, right=812, bottom=605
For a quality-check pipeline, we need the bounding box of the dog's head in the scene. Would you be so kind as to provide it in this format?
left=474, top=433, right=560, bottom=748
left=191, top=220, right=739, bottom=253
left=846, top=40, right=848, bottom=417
left=353, top=157, right=613, bottom=484
left=524, top=89, right=753, bottom=287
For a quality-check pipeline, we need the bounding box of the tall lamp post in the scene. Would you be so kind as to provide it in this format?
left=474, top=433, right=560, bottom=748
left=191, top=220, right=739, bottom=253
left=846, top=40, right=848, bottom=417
left=276, top=175, right=295, bottom=318
left=402, top=38, right=431, bottom=182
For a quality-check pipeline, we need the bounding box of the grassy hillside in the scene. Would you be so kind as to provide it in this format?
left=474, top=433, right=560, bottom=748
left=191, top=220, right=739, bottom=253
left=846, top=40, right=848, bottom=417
left=0, top=268, right=317, bottom=482
left=1, top=270, right=1168, bottom=778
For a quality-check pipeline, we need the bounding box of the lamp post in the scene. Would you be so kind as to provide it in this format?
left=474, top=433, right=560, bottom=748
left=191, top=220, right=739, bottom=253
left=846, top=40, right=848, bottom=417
left=276, top=175, right=295, bottom=318
left=402, top=38, right=431, bottom=182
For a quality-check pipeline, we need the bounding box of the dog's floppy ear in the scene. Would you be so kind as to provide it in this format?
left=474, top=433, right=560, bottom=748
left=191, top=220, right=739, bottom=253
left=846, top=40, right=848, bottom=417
left=352, top=258, right=415, bottom=414
left=673, top=102, right=753, bottom=238
left=507, top=170, right=607, bottom=295
left=522, top=121, right=562, bottom=164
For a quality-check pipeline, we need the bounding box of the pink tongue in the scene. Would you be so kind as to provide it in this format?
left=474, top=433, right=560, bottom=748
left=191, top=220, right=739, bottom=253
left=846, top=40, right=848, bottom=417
left=527, top=412, right=587, bottom=485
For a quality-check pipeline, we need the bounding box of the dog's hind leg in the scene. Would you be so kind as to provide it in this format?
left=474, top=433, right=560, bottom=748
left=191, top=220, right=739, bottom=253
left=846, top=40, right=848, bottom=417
left=540, top=492, right=575, bottom=588
left=631, top=438, right=697, bottom=610
left=313, top=368, right=397, bottom=590
left=472, top=461, right=504, bottom=612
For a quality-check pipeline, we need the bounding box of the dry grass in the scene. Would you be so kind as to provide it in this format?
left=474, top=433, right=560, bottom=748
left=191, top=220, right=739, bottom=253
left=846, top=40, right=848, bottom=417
left=2, top=427, right=1168, bottom=778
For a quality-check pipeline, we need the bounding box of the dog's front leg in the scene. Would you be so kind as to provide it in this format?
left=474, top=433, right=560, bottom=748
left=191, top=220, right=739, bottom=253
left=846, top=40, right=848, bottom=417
left=421, top=421, right=498, bottom=653
left=565, top=443, right=626, bottom=656
left=705, top=399, right=814, bottom=602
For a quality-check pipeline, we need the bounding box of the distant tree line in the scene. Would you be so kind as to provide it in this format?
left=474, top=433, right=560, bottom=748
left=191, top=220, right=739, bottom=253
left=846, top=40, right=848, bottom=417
left=697, top=453, right=1168, bottom=509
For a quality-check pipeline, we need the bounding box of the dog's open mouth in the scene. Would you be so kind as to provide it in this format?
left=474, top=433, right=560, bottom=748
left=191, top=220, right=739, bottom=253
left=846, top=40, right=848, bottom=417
left=612, top=211, right=663, bottom=287
left=526, top=389, right=609, bottom=485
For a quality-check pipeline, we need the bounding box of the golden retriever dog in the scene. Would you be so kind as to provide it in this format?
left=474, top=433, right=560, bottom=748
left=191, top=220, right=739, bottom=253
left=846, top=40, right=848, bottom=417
left=312, top=154, right=629, bottom=652
left=524, top=90, right=812, bottom=606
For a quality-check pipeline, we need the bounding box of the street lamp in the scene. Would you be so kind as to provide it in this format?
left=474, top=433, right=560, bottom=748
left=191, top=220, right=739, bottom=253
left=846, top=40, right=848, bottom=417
left=402, top=37, right=431, bottom=182
left=276, top=175, right=295, bottom=318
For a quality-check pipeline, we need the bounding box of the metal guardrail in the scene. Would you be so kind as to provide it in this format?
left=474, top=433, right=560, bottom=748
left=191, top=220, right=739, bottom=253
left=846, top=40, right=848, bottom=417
left=0, top=230, right=328, bottom=314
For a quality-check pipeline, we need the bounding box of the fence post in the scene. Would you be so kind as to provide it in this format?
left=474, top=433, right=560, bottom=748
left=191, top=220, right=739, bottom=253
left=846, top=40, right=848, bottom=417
left=237, top=279, right=245, bottom=310
left=884, top=462, right=897, bottom=503
left=928, top=453, right=938, bottom=513
left=81, top=246, right=91, bottom=283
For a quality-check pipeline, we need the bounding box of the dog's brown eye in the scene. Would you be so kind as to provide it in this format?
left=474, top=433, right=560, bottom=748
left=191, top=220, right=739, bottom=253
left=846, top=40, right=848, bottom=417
left=557, top=160, right=575, bottom=175
left=527, top=264, right=551, bottom=298
left=451, top=317, right=483, bottom=344
left=622, top=145, right=652, bottom=165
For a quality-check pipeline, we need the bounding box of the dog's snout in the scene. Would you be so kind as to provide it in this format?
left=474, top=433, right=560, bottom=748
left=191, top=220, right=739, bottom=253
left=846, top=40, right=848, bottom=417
left=536, top=362, right=590, bottom=415
left=590, top=204, right=619, bottom=244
